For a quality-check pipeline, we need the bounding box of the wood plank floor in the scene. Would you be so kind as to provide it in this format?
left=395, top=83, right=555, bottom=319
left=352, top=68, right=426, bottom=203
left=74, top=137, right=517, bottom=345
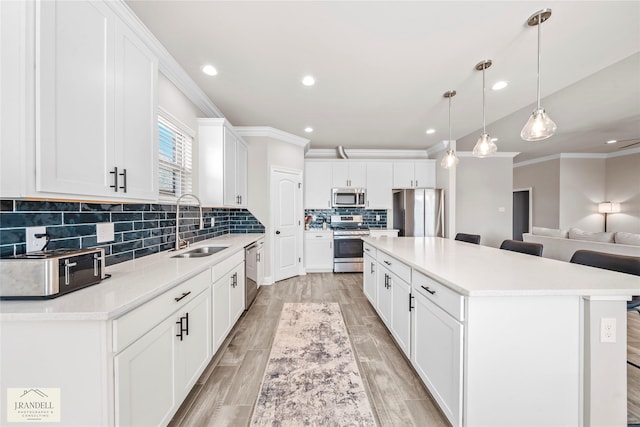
left=629, top=309, right=640, bottom=424
left=168, top=273, right=448, bottom=426
left=168, top=272, right=640, bottom=426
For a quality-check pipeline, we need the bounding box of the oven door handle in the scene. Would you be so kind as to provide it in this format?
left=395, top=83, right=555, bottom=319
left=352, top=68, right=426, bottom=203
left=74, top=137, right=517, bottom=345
left=333, top=235, right=368, bottom=240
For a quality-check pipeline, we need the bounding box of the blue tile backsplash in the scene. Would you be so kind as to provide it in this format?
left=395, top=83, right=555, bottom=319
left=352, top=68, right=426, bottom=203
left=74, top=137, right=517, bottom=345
left=0, top=199, right=265, bottom=265
left=304, top=208, right=387, bottom=229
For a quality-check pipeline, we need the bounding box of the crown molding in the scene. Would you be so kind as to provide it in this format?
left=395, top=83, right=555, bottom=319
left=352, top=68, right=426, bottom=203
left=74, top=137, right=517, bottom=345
left=234, top=127, right=309, bottom=147
left=457, top=152, right=520, bottom=158
left=513, top=147, right=640, bottom=168
left=107, top=0, right=223, bottom=119
left=305, top=149, right=430, bottom=159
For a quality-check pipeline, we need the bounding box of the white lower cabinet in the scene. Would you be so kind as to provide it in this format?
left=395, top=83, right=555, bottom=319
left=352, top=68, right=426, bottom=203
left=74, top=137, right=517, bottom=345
left=304, top=231, right=334, bottom=272
left=363, top=252, right=376, bottom=306
left=115, top=313, right=177, bottom=427
left=390, top=274, right=411, bottom=358
left=114, top=271, right=212, bottom=426
left=376, top=265, right=393, bottom=326
left=411, top=289, right=463, bottom=427
left=212, top=252, right=246, bottom=353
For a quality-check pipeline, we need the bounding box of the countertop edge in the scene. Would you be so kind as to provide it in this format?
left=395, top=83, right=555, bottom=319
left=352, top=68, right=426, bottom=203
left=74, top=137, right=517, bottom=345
left=0, top=234, right=265, bottom=321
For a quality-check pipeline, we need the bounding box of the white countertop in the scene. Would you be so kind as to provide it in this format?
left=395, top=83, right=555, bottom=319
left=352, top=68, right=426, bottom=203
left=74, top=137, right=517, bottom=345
left=363, top=237, right=640, bottom=297
left=0, top=234, right=264, bottom=321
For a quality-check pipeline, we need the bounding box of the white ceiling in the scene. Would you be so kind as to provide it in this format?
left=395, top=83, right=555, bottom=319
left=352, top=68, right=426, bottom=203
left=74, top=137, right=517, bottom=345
left=126, top=1, right=640, bottom=162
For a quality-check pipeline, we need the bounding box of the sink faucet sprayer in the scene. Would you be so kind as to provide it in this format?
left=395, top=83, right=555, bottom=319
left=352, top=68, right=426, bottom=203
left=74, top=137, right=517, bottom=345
left=175, top=193, right=204, bottom=251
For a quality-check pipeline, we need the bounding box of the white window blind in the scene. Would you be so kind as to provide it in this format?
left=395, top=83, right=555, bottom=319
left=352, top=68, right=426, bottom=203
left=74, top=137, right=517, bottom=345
left=158, top=113, right=193, bottom=198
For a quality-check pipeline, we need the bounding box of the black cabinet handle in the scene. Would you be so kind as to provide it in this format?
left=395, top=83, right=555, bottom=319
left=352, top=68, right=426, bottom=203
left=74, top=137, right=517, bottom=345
left=275, top=230, right=281, bottom=235
left=409, top=293, right=414, bottom=312
left=119, top=168, right=127, bottom=193
left=184, top=312, right=189, bottom=336
left=174, top=291, right=191, bottom=302
left=110, top=167, right=118, bottom=192
left=421, top=285, right=436, bottom=295
left=383, top=260, right=392, bottom=266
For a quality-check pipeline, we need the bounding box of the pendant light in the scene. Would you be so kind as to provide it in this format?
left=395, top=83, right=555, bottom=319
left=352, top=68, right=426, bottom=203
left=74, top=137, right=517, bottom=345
left=441, top=90, right=459, bottom=169
left=472, top=60, right=497, bottom=158
left=521, top=8, right=556, bottom=141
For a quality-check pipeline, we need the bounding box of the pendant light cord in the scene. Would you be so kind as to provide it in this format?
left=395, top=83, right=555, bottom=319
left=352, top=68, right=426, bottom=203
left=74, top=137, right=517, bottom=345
left=448, top=95, right=452, bottom=149
left=482, top=66, right=486, bottom=134
left=537, top=13, right=542, bottom=110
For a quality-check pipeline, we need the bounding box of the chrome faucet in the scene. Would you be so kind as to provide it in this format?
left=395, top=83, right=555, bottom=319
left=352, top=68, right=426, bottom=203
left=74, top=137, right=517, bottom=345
left=175, top=193, right=204, bottom=251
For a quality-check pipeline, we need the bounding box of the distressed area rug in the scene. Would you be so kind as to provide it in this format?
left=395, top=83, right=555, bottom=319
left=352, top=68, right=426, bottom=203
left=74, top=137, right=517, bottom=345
left=250, top=303, right=376, bottom=426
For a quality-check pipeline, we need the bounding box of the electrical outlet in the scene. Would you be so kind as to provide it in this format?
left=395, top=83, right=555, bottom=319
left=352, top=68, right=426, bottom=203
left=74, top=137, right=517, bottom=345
left=26, top=226, right=47, bottom=253
left=96, top=223, right=115, bottom=243
left=600, top=318, right=616, bottom=343
left=211, top=217, right=215, bottom=227
left=375, top=214, right=381, bottom=222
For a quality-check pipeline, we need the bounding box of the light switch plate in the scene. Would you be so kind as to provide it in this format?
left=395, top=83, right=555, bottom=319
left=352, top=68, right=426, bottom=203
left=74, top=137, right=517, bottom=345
left=26, top=226, right=47, bottom=253
left=96, top=222, right=115, bottom=243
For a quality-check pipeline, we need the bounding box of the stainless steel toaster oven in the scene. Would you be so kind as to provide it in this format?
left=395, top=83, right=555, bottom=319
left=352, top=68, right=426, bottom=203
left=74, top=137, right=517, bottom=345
left=0, top=248, right=106, bottom=299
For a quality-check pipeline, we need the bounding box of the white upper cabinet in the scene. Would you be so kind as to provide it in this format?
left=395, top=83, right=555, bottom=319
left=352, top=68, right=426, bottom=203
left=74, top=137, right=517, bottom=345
left=198, top=118, right=248, bottom=207
left=365, top=162, right=393, bottom=209
left=113, top=20, right=158, bottom=199
left=36, top=0, right=158, bottom=200
left=332, top=161, right=366, bottom=188
left=304, top=161, right=332, bottom=209
left=0, top=0, right=28, bottom=198
left=392, top=160, right=436, bottom=189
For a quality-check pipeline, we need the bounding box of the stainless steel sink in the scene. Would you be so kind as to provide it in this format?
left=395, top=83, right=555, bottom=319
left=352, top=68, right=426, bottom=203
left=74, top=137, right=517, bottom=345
left=171, top=246, right=228, bottom=258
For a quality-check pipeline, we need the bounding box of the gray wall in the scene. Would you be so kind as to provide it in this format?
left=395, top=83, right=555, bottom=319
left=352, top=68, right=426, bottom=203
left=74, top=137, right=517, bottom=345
left=513, top=152, right=640, bottom=233
left=456, top=155, right=513, bottom=248
left=606, top=152, right=640, bottom=233
left=513, top=158, right=560, bottom=228
left=559, top=158, right=606, bottom=231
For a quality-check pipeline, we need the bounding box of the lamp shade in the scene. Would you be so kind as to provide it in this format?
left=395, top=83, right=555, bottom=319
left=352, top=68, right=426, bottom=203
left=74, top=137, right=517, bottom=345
left=598, top=202, right=620, bottom=214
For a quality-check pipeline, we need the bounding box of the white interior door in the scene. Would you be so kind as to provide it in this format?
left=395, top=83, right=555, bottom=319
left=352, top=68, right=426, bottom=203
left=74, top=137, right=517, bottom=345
left=271, top=168, right=302, bottom=282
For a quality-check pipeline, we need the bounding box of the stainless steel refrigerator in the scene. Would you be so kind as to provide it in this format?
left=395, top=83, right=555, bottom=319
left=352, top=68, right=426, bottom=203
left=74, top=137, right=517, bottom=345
left=392, top=188, right=444, bottom=237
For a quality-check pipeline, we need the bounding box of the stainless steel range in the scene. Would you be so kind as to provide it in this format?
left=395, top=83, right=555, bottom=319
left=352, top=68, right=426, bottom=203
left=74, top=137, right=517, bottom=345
left=331, top=215, right=370, bottom=273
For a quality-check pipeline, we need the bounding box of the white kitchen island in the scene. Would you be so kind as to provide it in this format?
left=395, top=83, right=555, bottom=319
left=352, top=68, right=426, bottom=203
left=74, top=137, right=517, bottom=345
left=362, top=236, right=639, bottom=427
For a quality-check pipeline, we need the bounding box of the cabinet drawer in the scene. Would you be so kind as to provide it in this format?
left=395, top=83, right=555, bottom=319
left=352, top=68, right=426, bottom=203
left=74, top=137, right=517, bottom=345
left=378, top=252, right=410, bottom=283
left=363, top=242, right=377, bottom=258
left=113, top=270, right=211, bottom=353
left=304, top=232, right=333, bottom=240
left=211, top=250, right=244, bottom=282
left=413, top=270, right=464, bottom=321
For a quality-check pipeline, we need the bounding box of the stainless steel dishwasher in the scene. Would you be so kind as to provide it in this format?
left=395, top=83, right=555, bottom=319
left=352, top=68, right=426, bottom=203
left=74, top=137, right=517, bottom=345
left=244, top=242, right=259, bottom=310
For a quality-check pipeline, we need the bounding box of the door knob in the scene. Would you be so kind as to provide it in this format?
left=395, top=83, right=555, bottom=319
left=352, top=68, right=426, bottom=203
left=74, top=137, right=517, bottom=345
left=275, top=230, right=281, bottom=234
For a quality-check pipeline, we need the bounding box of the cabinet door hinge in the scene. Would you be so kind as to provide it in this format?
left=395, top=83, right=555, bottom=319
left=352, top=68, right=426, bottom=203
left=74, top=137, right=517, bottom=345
left=298, top=182, right=302, bottom=189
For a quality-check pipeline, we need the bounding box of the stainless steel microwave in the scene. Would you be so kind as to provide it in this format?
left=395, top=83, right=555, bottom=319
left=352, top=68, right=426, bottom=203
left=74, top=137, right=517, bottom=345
left=332, top=188, right=366, bottom=208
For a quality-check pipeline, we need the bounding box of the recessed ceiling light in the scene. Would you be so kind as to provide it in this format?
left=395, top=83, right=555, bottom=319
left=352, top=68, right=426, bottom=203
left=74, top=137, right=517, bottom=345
left=202, top=65, right=217, bottom=76
left=605, top=139, right=617, bottom=144
left=426, top=129, right=436, bottom=135
left=304, top=127, right=313, bottom=133
left=302, top=75, right=315, bottom=86
left=491, top=81, right=508, bottom=91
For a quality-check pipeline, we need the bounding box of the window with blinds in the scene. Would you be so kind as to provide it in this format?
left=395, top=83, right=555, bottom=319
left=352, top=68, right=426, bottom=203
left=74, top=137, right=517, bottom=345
left=158, top=113, right=193, bottom=198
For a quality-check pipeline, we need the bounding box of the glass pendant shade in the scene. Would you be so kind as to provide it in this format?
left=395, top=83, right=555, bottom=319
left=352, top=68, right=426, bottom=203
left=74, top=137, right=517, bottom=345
left=441, top=148, right=459, bottom=169
left=522, top=9, right=556, bottom=142
left=472, top=133, right=497, bottom=158
left=521, top=108, right=556, bottom=141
